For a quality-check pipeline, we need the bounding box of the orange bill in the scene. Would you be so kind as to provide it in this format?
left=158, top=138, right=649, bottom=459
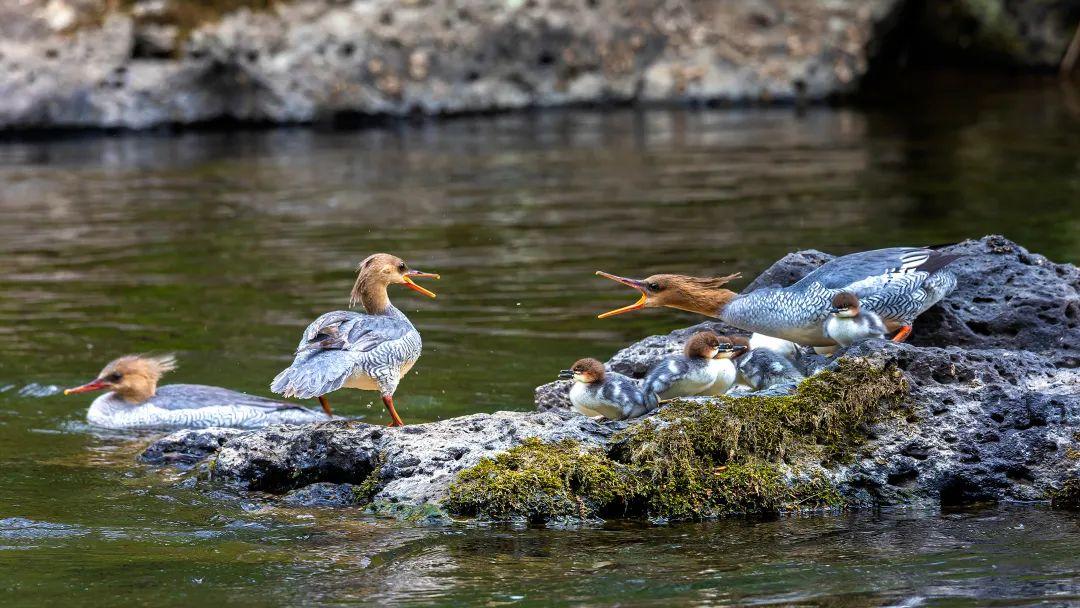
left=64, top=379, right=109, bottom=395
left=403, top=270, right=440, bottom=298
left=595, top=271, right=649, bottom=318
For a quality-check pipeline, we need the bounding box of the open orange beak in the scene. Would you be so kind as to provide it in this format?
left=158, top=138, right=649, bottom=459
left=402, top=270, right=440, bottom=298
left=595, top=271, right=650, bottom=319
left=64, top=379, right=109, bottom=395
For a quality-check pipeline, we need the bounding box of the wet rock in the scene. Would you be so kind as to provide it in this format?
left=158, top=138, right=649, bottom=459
left=139, top=427, right=245, bottom=466
left=282, top=482, right=362, bottom=507
left=833, top=340, right=1080, bottom=507
left=0, top=0, right=901, bottom=129
left=150, top=410, right=627, bottom=505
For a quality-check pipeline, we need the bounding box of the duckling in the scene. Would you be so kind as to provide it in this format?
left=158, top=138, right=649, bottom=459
left=270, top=253, right=439, bottom=427
left=823, top=292, right=888, bottom=347
left=643, top=332, right=745, bottom=403
left=748, top=333, right=798, bottom=361
left=730, top=336, right=805, bottom=391
left=595, top=246, right=961, bottom=345
left=559, top=358, right=651, bottom=421
left=65, top=354, right=326, bottom=430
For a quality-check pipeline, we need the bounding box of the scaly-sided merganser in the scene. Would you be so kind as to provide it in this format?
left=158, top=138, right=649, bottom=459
left=559, top=358, right=651, bottom=421
left=823, top=292, right=888, bottom=347
left=595, top=246, right=960, bottom=346
left=729, top=336, right=805, bottom=391
left=65, top=354, right=326, bottom=430
left=643, top=331, right=745, bottom=403
left=270, top=253, right=439, bottom=427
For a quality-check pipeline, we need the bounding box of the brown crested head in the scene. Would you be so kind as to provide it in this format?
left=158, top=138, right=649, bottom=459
left=684, top=331, right=722, bottom=359
left=65, top=354, right=177, bottom=404
left=559, top=358, right=606, bottom=384
left=728, top=335, right=751, bottom=358
left=349, top=253, right=440, bottom=313
left=830, top=292, right=861, bottom=316
left=595, top=271, right=742, bottom=319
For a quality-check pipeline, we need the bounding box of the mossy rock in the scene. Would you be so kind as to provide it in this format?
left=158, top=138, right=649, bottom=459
left=1049, top=478, right=1080, bottom=511
left=446, top=358, right=906, bottom=523
left=445, top=437, right=638, bottom=523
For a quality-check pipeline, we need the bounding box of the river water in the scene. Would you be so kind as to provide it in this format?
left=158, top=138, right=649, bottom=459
left=1, top=75, right=1078, bottom=605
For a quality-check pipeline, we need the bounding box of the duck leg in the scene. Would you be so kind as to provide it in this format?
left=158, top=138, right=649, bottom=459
left=382, top=395, right=405, bottom=427
left=317, top=395, right=334, bottom=416
left=892, top=325, right=913, bottom=342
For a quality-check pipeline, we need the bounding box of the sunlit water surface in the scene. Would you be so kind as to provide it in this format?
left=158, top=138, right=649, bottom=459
left=1, top=76, right=1079, bottom=606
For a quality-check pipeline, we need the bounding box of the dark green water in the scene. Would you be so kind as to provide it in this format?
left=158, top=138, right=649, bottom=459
left=1, top=76, right=1079, bottom=606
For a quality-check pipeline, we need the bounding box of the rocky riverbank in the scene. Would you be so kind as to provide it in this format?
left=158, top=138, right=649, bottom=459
left=140, top=235, right=1080, bottom=523
left=2, top=0, right=1078, bottom=130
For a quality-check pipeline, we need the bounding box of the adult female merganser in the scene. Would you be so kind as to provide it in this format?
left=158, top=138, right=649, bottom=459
left=65, top=354, right=326, bottom=430
left=823, top=292, right=888, bottom=347
left=559, top=358, right=651, bottom=421
left=729, top=336, right=805, bottom=391
left=643, top=331, right=745, bottom=403
left=270, top=253, right=438, bottom=427
left=595, top=246, right=960, bottom=346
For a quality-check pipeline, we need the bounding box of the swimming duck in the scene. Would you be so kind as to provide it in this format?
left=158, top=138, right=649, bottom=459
left=270, top=253, right=439, bottom=427
left=823, top=292, right=888, bottom=347
left=595, top=246, right=960, bottom=346
left=65, top=354, right=326, bottom=430
left=643, top=331, right=745, bottom=403
left=559, top=358, right=651, bottom=421
left=729, top=336, right=805, bottom=391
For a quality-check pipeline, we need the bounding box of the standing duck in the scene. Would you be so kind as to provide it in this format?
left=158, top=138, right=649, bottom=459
left=729, top=336, right=805, bottom=391
left=823, top=292, right=888, bottom=347
left=270, top=254, right=439, bottom=427
left=643, top=331, right=745, bottom=403
left=560, top=358, right=651, bottom=421
left=595, top=247, right=960, bottom=346
left=65, top=354, right=326, bottom=430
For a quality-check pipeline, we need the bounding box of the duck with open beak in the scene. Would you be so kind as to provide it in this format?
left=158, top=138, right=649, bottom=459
left=594, top=245, right=961, bottom=347
left=270, top=253, right=440, bottom=426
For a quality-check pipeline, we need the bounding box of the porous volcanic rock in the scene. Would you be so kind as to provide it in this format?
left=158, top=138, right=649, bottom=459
left=198, top=410, right=629, bottom=505
left=1, top=0, right=901, bottom=129
left=834, top=340, right=1080, bottom=507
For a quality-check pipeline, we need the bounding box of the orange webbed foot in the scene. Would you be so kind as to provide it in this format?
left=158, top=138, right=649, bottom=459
left=892, top=325, right=913, bottom=342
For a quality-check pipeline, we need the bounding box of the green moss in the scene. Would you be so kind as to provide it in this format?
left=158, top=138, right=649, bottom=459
left=614, top=358, right=906, bottom=518
left=446, top=358, right=906, bottom=522
left=1049, top=478, right=1080, bottom=510
left=351, top=456, right=384, bottom=506
left=445, top=437, right=638, bottom=522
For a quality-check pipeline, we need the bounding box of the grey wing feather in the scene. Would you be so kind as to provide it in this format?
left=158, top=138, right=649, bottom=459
left=296, top=311, right=411, bottom=353
left=271, top=350, right=359, bottom=400
left=154, top=384, right=320, bottom=413
left=795, top=248, right=958, bottom=291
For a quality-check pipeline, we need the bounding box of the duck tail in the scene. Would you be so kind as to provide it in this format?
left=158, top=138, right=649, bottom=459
left=920, top=250, right=964, bottom=274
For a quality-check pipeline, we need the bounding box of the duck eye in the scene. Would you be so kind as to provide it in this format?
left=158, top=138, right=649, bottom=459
left=647, top=282, right=661, bottom=291
left=398, top=262, right=407, bottom=271
left=107, top=373, right=122, bottom=382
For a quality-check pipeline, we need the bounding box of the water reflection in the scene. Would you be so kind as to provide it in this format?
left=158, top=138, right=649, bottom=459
left=0, top=77, right=1079, bottom=605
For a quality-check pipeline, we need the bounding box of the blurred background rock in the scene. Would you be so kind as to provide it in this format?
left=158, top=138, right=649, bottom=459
left=0, top=0, right=1078, bottom=129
